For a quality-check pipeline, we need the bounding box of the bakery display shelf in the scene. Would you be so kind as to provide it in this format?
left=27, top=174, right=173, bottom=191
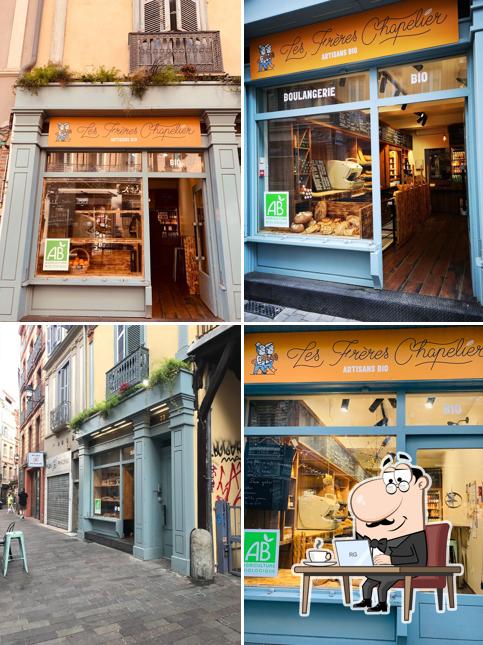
left=70, top=237, right=142, bottom=245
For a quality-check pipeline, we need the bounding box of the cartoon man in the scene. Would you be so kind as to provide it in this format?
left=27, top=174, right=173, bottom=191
left=264, top=342, right=278, bottom=373
left=348, top=452, right=431, bottom=613
left=252, top=343, right=268, bottom=375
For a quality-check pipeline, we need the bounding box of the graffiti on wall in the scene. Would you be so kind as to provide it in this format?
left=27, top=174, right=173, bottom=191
left=212, top=440, right=241, bottom=506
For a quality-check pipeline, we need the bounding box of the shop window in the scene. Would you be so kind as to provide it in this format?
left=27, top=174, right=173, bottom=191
left=93, top=466, right=120, bottom=518
left=36, top=179, right=143, bottom=279
left=247, top=394, right=397, bottom=427
left=93, top=449, right=120, bottom=467
left=378, top=56, right=467, bottom=99
left=406, top=392, right=483, bottom=426
left=417, top=448, right=483, bottom=595
left=259, top=111, right=373, bottom=239
left=122, top=445, right=135, bottom=461
left=46, top=152, right=142, bottom=173
left=148, top=152, right=204, bottom=173
left=245, top=434, right=396, bottom=588
left=263, top=72, right=369, bottom=113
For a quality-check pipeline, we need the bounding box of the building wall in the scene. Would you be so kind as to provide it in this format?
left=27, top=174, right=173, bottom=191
left=90, top=325, right=115, bottom=404
left=207, top=0, right=241, bottom=76
left=0, top=390, right=19, bottom=494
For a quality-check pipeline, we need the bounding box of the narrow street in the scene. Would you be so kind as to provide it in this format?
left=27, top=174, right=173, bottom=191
left=0, top=515, right=241, bottom=645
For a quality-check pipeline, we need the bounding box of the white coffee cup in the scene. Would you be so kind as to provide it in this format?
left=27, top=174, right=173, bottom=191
left=307, top=548, right=332, bottom=563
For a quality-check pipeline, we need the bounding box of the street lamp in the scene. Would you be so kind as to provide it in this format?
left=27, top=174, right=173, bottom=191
left=24, top=385, right=33, bottom=400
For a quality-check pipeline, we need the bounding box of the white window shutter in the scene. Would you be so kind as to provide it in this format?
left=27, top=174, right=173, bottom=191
left=143, top=0, right=166, bottom=32
left=179, top=0, right=199, bottom=31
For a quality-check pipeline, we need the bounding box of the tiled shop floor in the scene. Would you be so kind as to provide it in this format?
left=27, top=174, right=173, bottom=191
left=0, top=515, right=240, bottom=644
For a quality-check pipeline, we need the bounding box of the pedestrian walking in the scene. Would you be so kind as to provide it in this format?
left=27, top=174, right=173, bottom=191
left=7, top=491, right=14, bottom=514
left=18, top=489, right=28, bottom=519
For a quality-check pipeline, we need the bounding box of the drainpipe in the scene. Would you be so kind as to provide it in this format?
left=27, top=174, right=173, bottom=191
left=21, top=0, right=44, bottom=72
left=50, top=0, right=68, bottom=65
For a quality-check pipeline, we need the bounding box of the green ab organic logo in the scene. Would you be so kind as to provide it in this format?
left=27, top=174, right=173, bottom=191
left=244, top=529, right=279, bottom=577
left=43, top=238, right=70, bottom=271
left=264, top=191, right=289, bottom=228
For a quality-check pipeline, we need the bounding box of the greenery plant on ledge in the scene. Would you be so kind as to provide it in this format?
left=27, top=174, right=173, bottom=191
left=68, top=358, right=190, bottom=432
left=15, top=62, right=240, bottom=98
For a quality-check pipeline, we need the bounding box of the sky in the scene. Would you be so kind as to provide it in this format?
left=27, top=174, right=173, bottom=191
left=0, top=323, right=20, bottom=405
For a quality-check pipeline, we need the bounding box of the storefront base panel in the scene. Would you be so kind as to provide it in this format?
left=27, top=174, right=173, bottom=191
left=133, top=545, right=164, bottom=561
left=28, top=285, right=146, bottom=319
left=245, top=592, right=483, bottom=645
left=245, top=271, right=483, bottom=322
left=256, top=244, right=375, bottom=289
left=171, top=554, right=191, bottom=577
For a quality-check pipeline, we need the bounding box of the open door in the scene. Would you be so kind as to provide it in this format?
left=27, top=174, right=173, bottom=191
left=193, top=183, right=215, bottom=314
left=122, top=463, right=134, bottom=540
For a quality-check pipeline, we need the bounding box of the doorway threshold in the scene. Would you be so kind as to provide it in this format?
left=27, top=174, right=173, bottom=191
left=85, top=531, right=133, bottom=554
left=245, top=272, right=483, bottom=322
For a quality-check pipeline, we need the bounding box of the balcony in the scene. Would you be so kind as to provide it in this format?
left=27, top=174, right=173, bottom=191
left=20, top=383, right=44, bottom=427
left=106, top=347, right=149, bottom=398
left=26, top=334, right=43, bottom=377
left=128, top=31, right=224, bottom=73
left=50, top=401, right=71, bottom=434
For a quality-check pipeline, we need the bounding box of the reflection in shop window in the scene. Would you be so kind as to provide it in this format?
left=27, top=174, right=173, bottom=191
left=260, top=111, right=373, bottom=239
left=36, top=179, right=143, bottom=278
left=46, top=152, right=142, bottom=172
left=406, top=393, right=483, bottom=426
left=418, top=448, right=482, bottom=595
left=247, top=394, right=397, bottom=427
left=378, top=56, right=467, bottom=99
left=148, top=152, right=204, bottom=173
left=93, top=465, right=120, bottom=518
left=245, top=435, right=396, bottom=588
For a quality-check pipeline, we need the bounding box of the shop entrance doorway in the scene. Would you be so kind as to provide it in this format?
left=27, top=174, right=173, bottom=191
left=160, top=445, right=172, bottom=558
left=378, top=98, right=473, bottom=302
left=148, top=179, right=215, bottom=319
left=122, top=463, right=134, bottom=541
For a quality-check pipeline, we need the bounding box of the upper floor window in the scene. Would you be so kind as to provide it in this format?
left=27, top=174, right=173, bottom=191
left=47, top=325, right=69, bottom=355
left=116, top=325, right=144, bottom=362
left=143, top=0, right=200, bottom=33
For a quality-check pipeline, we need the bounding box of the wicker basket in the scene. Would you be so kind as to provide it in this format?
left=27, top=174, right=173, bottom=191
left=69, top=247, right=90, bottom=274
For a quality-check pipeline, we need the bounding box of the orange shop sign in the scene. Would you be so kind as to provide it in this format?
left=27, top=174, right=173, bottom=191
left=48, top=116, right=202, bottom=148
left=250, top=0, right=459, bottom=80
left=245, top=327, right=483, bottom=384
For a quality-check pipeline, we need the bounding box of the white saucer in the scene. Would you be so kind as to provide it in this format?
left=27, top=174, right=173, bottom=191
left=302, top=560, right=337, bottom=566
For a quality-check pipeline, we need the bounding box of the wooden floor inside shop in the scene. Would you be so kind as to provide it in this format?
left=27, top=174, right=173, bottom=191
left=151, top=276, right=217, bottom=321
left=383, top=214, right=474, bottom=302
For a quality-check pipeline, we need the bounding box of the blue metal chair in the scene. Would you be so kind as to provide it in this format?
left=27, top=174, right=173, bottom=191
left=2, top=530, right=28, bottom=576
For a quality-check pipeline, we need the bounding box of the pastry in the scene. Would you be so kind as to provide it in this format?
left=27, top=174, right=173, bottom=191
left=314, top=200, right=328, bottom=221
left=305, top=222, right=320, bottom=234
left=334, top=221, right=348, bottom=235
left=290, top=223, right=305, bottom=233
left=321, top=224, right=334, bottom=235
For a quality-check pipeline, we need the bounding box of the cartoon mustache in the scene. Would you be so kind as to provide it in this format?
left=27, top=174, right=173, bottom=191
left=366, top=518, right=395, bottom=528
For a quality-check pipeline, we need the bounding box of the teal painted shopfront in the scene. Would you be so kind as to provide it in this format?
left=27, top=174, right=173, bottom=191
left=244, top=325, right=483, bottom=644
left=76, top=368, right=195, bottom=575
left=244, top=0, right=483, bottom=309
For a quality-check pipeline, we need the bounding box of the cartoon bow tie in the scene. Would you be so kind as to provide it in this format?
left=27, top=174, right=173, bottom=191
left=369, top=538, right=388, bottom=551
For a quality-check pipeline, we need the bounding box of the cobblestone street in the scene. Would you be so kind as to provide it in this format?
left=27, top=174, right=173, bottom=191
left=0, top=515, right=240, bottom=645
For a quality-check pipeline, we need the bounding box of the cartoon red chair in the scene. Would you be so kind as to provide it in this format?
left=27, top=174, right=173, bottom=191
left=392, top=522, right=457, bottom=614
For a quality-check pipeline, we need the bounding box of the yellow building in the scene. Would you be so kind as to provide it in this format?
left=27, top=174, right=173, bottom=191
left=0, top=0, right=241, bottom=322
left=70, top=323, right=240, bottom=576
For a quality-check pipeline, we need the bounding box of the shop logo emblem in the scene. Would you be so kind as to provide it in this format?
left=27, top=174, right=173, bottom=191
left=252, top=342, right=278, bottom=375
left=56, top=122, right=72, bottom=142
left=258, top=43, right=275, bottom=72
left=244, top=529, right=280, bottom=577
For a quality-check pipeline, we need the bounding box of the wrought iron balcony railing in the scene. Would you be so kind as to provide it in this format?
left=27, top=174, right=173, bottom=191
left=20, top=383, right=44, bottom=427
left=50, top=401, right=71, bottom=434
left=106, top=346, right=149, bottom=398
left=26, top=334, right=43, bottom=377
left=128, top=31, right=224, bottom=73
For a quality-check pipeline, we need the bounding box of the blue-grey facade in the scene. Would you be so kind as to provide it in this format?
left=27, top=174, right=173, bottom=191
left=76, top=368, right=196, bottom=575
left=244, top=0, right=483, bottom=307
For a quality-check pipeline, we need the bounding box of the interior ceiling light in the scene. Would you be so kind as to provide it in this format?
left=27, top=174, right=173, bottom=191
left=415, top=112, right=428, bottom=126
left=456, top=77, right=467, bottom=86
left=369, top=398, right=384, bottom=413
left=389, top=398, right=397, bottom=409
left=340, top=398, right=350, bottom=412
left=413, top=64, right=424, bottom=72
left=401, top=104, right=408, bottom=111
left=379, top=73, right=388, bottom=93
left=447, top=417, right=470, bottom=426
left=339, top=77, right=346, bottom=87
left=425, top=397, right=436, bottom=409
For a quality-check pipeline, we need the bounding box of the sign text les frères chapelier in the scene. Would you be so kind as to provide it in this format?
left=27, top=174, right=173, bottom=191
left=245, top=327, right=483, bottom=383
left=250, top=0, right=458, bottom=80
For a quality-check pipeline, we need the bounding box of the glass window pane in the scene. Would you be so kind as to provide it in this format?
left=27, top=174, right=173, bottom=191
left=245, top=434, right=396, bottom=588
left=122, top=445, right=135, bottom=461
left=378, top=56, right=467, bottom=98
left=93, top=465, right=120, bottom=517
left=247, top=394, right=397, bottom=427
left=260, top=111, right=373, bottom=239
left=265, top=72, right=369, bottom=112
left=36, top=179, right=143, bottom=278
left=93, top=449, right=120, bottom=467
left=417, top=448, right=482, bottom=595
left=406, top=392, right=483, bottom=425
left=148, top=152, right=204, bottom=172
left=46, top=152, right=142, bottom=172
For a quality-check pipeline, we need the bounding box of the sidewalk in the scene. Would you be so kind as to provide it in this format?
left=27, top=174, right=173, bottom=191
left=244, top=301, right=359, bottom=322
left=0, top=514, right=240, bottom=645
